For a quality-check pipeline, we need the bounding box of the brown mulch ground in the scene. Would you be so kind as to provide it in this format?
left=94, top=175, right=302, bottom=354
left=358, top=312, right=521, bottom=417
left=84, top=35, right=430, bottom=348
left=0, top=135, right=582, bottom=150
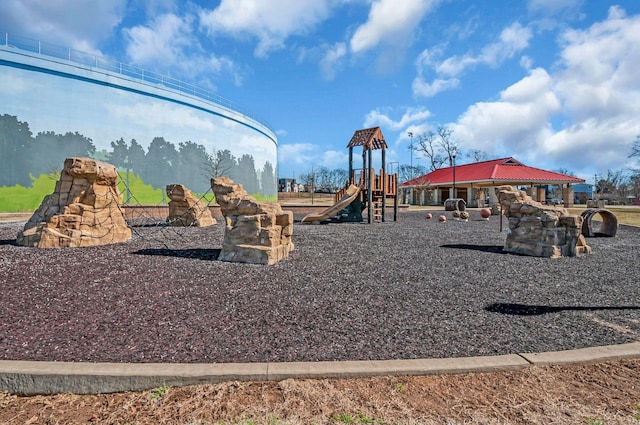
left=1, top=358, right=639, bottom=424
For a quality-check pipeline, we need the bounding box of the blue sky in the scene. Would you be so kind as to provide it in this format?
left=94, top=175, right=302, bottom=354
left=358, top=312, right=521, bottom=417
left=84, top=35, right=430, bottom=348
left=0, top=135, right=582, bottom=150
left=2, top=0, right=640, bottom=184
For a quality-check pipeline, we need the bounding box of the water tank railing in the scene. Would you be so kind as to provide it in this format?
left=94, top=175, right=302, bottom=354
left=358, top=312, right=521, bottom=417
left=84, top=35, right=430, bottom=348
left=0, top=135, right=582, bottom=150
left=2, top=32, right=266, bottom=130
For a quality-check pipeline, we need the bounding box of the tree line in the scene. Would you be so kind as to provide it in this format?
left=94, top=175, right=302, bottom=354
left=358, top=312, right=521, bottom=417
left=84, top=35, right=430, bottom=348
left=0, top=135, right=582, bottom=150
left=0, top=114, right=276, bottom=196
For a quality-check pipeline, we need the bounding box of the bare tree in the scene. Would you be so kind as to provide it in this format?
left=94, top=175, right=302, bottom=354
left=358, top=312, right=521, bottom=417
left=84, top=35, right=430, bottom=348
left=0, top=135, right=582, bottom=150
left=328, top=168, right=348, bottom=192
left=415, top=131, right=446, bottom=171
left=629, top=173, right=640, bottom=199
left=414, top=125, right=460, bottom=170
left=398, top=165, right=414, bottom=183
left=436, top=126, right=458, bottom=167
left=467, top=149, right=489, bottom=163
left=299, top=168, right=318, bottom=192
left=203, top=149, right=234, bottom=179
left=315, top=166, right=331, bottom=191
left=629, top=134, right=640, bottom=160
left=554, top=168, right=576, bottom=177
left=596, top=169, right=628, bottom=202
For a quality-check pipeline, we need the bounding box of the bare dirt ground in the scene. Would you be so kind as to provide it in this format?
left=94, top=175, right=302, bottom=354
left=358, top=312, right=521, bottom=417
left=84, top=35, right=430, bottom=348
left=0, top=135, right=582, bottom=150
left=1, top=358, right=639, bottom=424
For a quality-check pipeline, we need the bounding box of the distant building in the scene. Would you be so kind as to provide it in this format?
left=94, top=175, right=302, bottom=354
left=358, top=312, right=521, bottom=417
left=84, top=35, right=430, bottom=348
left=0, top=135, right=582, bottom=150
left=278, top=178, right=297, bottom=192
left=572, top=183, right=593, bottom=204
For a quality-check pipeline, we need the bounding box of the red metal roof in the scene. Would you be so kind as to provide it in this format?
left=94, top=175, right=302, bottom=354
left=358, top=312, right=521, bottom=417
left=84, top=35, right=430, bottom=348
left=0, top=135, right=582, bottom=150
left=401, top=157, right=585, bottom=187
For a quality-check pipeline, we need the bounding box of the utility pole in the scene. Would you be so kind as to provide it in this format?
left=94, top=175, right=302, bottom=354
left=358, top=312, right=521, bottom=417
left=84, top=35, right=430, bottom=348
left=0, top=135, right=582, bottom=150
left=407, top=132, right=414, bottom=180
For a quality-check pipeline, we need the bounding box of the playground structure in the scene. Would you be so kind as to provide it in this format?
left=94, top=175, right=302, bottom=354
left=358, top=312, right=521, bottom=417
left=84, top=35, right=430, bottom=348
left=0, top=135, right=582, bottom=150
left=301, top=127, right=399, bottom=224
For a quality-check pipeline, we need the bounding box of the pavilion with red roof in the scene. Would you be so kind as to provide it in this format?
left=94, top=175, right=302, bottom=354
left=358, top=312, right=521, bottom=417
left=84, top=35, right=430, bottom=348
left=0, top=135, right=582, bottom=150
left=400, top=157, right=585, bottom=207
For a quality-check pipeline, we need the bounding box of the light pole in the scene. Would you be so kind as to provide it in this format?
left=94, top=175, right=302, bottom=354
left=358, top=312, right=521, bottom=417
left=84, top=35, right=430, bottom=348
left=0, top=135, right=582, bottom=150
left=407, top=132, right=413, bottom=180
left=387, top=161, right=399, bottom=176
left=452, top=146, right=457, bottom=199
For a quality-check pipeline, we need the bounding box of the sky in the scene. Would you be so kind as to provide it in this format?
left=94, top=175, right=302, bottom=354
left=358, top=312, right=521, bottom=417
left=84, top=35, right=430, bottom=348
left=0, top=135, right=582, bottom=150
left=2, top=0, right=640, bottom=184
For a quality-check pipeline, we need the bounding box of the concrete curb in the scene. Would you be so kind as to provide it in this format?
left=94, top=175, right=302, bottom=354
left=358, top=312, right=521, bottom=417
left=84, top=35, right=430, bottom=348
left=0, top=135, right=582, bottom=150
left=519, top=341, right=640, bottom=365
left=1, top=342, right=639, bottom=395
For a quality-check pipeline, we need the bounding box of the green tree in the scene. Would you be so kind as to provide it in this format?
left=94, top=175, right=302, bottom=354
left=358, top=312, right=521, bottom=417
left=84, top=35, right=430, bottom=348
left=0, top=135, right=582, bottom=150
left=176, top=141, right=209, bottom=192
left=127, top=139, right=146, bottom=176
left=204, top=149, right=237, bottom=181
left=237, top=154, right=258, bottom=194
left=260, top=161, right=276, bottom=195
left=0, top=114, right=33, bottom=186
left=143, top=137, right=178, bottom=189
left=108, top=137, right=129, bottom=169
left=30, top=131, right=95, bottom=176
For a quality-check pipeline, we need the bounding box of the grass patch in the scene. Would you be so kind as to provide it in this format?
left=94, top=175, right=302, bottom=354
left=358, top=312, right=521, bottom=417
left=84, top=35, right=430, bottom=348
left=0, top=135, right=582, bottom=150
left=0, top=173, right=57, bottom=212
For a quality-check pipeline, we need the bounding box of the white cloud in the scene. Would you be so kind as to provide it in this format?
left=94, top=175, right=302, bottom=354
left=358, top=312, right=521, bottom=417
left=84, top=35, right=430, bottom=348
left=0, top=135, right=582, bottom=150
left=278, top=143, right=320, bottom=168
left=348, top=0, right=439, bottom=73
left=0, top=0, right=126, bottom=53
left=413, top=22, right=533, bottom=98
left=319, top=42, right=347, bottom=81
left=123, top=13, right=240, bottom=84
left=320, top=150, right=349, bottom=168
left=277, top=143, right=349, bottom=175
left=363, top=107, right=433, bottom=154
left=451, top=68, right=560, bottom=157
left=199, top=0, right=334, bottom=58
left=0, top=70, right=37, bottom=95
left=520, top=55, right=534, bottom=70
left=350, top=0, right=438, bottom=54
left=364, top=107, right=432, bottom=130
left=554, top=6, right=640, bottom=122
left=107, top=99, right=217, bottom=133
left=124, top=14, right=194, bottom=66
left=450, top=7, right=640, bottom=177
left=412, top=77, right=460, bottom=97
left=445, top=22, right=533, bottom=72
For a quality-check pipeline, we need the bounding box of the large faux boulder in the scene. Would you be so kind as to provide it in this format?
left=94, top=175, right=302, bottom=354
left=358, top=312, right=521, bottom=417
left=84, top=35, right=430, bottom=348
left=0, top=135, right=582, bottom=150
left=496, top=185, right=591, bottom=258
left=212, top=177, right=294, bottom=265
left=17, top=157, right=132, bottom=248
left=166, top=184, right=216, bottom=227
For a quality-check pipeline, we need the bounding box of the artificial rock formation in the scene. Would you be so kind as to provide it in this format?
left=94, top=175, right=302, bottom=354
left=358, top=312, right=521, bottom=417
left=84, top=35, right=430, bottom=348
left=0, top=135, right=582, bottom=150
left=17, top=157, right=132, bottom=248
left=211, top=177, right=294, bottom=265
left=496, top=185, right=591, bottom=258
left=166, top=184, right=216, bottom=227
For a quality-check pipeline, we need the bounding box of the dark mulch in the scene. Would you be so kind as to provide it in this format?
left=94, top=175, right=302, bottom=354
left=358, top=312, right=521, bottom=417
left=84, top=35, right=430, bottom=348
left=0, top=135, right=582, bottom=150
left=0, top=210, right=638, bottom=364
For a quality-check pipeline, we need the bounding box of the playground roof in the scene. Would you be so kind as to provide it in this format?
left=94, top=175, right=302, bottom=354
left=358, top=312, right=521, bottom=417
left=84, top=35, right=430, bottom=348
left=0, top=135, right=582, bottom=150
left=347, top=127, right=387, bottom=150
left=401, top=157, right=585, bottom=187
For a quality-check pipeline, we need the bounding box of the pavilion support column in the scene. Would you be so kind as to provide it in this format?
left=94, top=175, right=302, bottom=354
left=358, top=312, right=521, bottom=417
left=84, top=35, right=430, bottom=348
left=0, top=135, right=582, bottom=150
left=526, top=186, right=536, bottom=201
left=563, top=185, right=574, bottom=207
left=489, top=186, right=500, bottom=214
left=537, top=187, right=546, bottom=204
left=476, top=188, right=486, bottom=207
